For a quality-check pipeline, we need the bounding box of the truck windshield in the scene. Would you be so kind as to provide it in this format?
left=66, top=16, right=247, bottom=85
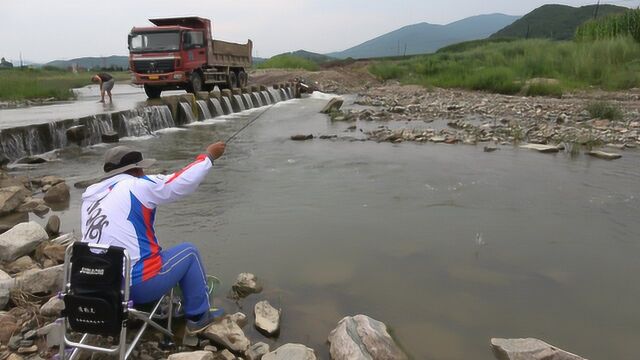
left=129, top=32, right=180, bottom=52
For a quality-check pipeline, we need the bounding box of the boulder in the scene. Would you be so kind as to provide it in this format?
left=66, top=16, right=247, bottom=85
left=328, top=315, right=407, bottom=360
left=217, top=350, right=236, bottom=360
left=231, top=273, right=262, bottom=298
left=202, top=315, right=251, bottom=353
left=0, top=269, right=12, bottom=309
left=320, top=98, right=344, bottom=114
left=587, top=151, right=622, bottom=160
left=40, top=295, right=65, bottom=317
left=484, top=145, right=498, bottom=153
left=167, top=351, right=214, bottom=360
left=36, top=176, right=64, bottom=187
left=66, top=125, right=89, bottom=144
left=290, top=134, right=314, bottom=141
left=229, top=312, right=248, bottom=328
left=5, top=256, right=39, bottom=274
left=254, top=300, right=280, bottom=336
left=15, top=265, right=63, bottom=295
left=43, top=182, right=70, bottom=204
left=520, top=144, right=560, bottom=153
left=0, top=312, right=18, bottom=343
left=0, top=212, right=29, bottom=234
left=262, top=344, right=316, bottom=360
left=45, top=215, right=61, bottom=236
left=42, top=243, right=66, bottom=263
left=0, top=173, right=29, bottom=189
left=0, top=222, right=49, bottom=262
left=491, top=338, right=587, bottom=360
left=16, top=197, right=47, bottom=213
left=0, top=186, right=30, bottom=216
left=0, top=155, right=9, bottom=168
left=101, top=131, right=120, bottom=143
left=245, top=342, right=270, bottom=360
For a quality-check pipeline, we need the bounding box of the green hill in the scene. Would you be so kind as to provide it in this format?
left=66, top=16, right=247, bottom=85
left=46, top=55, right=129, bottom=70
left=280, top=50, right=334, bottom=63
left=491, top=4, right=629, bottom=40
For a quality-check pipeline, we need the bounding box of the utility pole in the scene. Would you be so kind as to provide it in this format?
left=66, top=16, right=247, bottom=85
left=403, top=44, right=407, bottom=57
left=19, top=52, right=23, bottom=67
left=397, top=40, right=400, bottom=57
left=593, top=0, right=601, bottom=19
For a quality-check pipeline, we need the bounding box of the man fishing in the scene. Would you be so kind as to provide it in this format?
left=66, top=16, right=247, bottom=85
left=80, top=141, right=226, bottom=333
left=91, top=72, right=115, bottom=104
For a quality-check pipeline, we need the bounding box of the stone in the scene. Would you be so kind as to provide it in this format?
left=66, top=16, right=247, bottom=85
left=45, top=215, right=61, bottom=237
left=245, top=342, right=270, bottom=360
left=231, top=273, right=262, bottom=298
left=0, top=222, right=49, bottom=262
left=587, top=150, right=622, bottom=160
left=254, top=301, right=280, bottom=336
left=15, top=156, right=47, bottom=165
left=320, top=98, right=344, bottom=114
left=228, top=312, right=248, bottom=328
left=290, top=134, right=314, bottom=141
left=101, top=131, right=120, bottom=143
left=40, top=295, right=65, bottom=317
left=167, top=351, right=214, bottom=360
left=15, top=265, right=63, bottom=295
left=490, top=338, right=587, bottom=360
left=42, top=243, right=66, bottom=263
left=16, top=197, right=46, bottom=213
left=37, top=176, right=64, bottom=187
left=5, top=256, right=38, bottom=274
left=520, top=144, right=560, bottom=153
left=430, top=136, right=446, bottom=143
left=43, top=182, right=70, bottom=204
left=202, top=315, right=251, bottom=353
left=328, top=315, right=407, bottom=360
left=217, top=350, right=236, bottom=360
left=484, top=145, right=498, bottom=152
left=66, top=125, right=89, bottom=144
left=0, top=212, right=29, bottom=234
left=0, top=270, right=11, bottom=309
left=17, top=344, right=37, bottom=354
left=0, top=186, right=30, bottom=216
left=262, top=344, right=316, bottom=360
left=7, top=354, right=24, bottom=360
left=203, top=345, right=218, bottom=352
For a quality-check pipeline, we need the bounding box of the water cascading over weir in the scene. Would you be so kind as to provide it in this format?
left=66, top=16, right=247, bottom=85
left=0, top=83, right=299, bottom=162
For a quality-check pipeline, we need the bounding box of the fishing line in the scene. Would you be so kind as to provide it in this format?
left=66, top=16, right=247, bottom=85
left=225, top=105, right=274, bottom=143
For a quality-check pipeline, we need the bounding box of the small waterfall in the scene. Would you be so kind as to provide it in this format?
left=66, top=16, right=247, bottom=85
left=268, top=89, right=282, bottom=102
left=251, top=93, right=263, bottom=107
left=233, top=95, right=246, bottom=112
left=221, top=97, right=233, bottom=114
left=196, top=100, right=212, bottom=120
left=121, top=115, right=151, bottom=137
left=260, top=91, right=272, bottom=105
left=48, top=121, right=68, bottom=150
left=84, top=114, right=114, bottom=145
left=179, top=102, right=196, bottom=124
left=242, top=94, right=255, bottom=109
left=286, top=87, right=293, bottom=98
left=279, top=88, right=289, bottom=100
left=209, top=98, right=224, bottom=116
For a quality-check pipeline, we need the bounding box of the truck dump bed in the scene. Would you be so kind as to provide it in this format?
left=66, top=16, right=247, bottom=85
left=209, top=39, right=253, bottom=68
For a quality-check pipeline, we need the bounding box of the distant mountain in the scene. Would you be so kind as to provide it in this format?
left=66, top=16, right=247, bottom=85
left=328, top=14, right=520, bottom=59
left=491, top=4, right=629, bottom=40
left=46, top=55, right=129, bottom=70
left=277, top=50, right=334, bottom=63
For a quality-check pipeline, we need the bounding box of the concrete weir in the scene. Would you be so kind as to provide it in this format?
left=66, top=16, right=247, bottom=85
left=0, top=83, right=299, bottom=162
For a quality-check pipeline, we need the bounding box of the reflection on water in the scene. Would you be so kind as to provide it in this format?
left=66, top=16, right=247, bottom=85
left=18, top=94, right=640, bottom=360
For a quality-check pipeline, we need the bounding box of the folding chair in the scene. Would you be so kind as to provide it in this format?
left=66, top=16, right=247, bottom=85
left=57, top=242, right=176, bottom=360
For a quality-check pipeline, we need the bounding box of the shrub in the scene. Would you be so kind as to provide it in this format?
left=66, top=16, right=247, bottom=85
left=257, top=55, right=318, bottom=71
left=525, top=82, right=563, bottom=98
left=465, top=67, right=521, bottom=94
left=585, top=101, right=623, bottom=120
left=369, top=62, right=406, bottom=81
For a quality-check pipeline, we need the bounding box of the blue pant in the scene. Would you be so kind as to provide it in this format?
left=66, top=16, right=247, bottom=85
left=130, top=243, right=210, bottom=317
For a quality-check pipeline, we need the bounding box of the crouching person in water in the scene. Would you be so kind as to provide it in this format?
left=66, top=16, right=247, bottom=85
left=80, top=142, right=226, bottom=333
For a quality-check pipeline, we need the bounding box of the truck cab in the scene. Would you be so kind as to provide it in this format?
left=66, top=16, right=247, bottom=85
left=129, top=17, right=252, bottom=98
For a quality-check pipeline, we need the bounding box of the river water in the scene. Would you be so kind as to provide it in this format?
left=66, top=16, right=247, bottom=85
left=11, top=93, right=640, bottom=359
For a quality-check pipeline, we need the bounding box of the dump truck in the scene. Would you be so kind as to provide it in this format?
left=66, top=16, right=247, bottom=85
left=128, top=17, right=253, bottom=98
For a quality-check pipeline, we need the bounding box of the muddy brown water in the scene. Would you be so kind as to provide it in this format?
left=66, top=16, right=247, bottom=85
left=11, top=93, right=640, bottom=359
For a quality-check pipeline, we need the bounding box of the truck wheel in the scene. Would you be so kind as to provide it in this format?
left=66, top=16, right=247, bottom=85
left=238, top=71, right=248, bottom=88
left=227, top=71, right=238, bottom=89
left=188, top=72, right=203, bottom=93
left=144, top=84, right=162, bottom=99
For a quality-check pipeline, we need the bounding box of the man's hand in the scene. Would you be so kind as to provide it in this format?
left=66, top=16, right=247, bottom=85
left=207, top=142, right=226, bottom=160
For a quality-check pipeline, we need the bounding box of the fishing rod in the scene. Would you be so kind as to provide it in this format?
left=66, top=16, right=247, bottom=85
left=225, top=104, right=274, bottom=143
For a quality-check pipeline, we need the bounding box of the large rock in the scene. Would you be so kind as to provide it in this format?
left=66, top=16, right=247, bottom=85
left=0, top=269, right=12, bottom=309
left=231, top=273, right=262, bottom=298
left=45, top=215, right=61, bottom=236
left=36, top=176, right=64, bottom=187
left=167, top=351, right=214, bottom=360
left=328, top=315, right=407, bottom=360
left=587, top=150, right=622, bottom=160
left=43, top=182, right=70, bottom=204
left=262, top=344, right=316, bottom=360
left=0, top=186, right=30, bottom=215
left=40, top=295, right=65, bottom=317
left=42, top=243, right=66, bottom=264
left=15, top=265, right=63, bottom=295
left=0, top=212, right=29, bottom=234
left=520, top=144, right=560, bottom=153
left=16, top=197, right=47, bottom=213
left=101, top=131, right=120, bottom=143
left=320, top=98, right=344, bottom=114
left=5, top=256, right=38, bottom=274
left=202, top=315, right=251, bottom=353
left=491, top=338, right=587, bottom=360
left=245, top=342, right=270, bottom=360
left=0, top=222, right=49, bottom=262
left=254, top=300, right=280, bottom=336
left=0, top=312, right=18, bottom=343
left=66, top=125, right=89, bottom=144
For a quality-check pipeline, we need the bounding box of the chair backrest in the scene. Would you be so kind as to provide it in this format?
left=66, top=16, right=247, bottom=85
left=63, top=242, right=126, bottom=336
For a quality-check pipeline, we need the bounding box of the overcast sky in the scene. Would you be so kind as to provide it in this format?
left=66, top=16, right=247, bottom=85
left=1, top=0, right=638, bottom=63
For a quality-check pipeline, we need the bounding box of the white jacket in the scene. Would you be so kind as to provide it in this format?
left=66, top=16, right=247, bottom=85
left=81, top=154, right=213, bottom=285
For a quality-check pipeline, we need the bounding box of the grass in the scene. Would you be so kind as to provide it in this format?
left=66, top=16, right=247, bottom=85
left=0, top=68, right=130, bottom=101
left=368, top=37, right=640, bottom=95
left=585, top=101, right=623, bottom=120
left=524, top=82, right=564, bottom=98
left=576, top=9, right=640, bottom=42
left=257, top=54, right=319, bottom=71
